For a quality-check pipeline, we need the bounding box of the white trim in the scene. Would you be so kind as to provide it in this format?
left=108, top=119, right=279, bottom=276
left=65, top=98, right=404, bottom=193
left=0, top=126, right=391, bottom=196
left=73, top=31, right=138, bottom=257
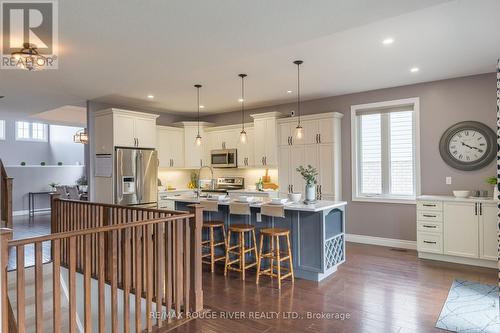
left=418, top=252, right=497, bottom=269
left=276, top=111, right=344, bottom=123
left=0, top=119, right=5, bottom=140
left=13, top=208, right=51, bottom=216
left=351, top=97, right=421, bottom=203
left=346, top=233, right=417, bottom=250
left=249, top=111, right=283, bottom=120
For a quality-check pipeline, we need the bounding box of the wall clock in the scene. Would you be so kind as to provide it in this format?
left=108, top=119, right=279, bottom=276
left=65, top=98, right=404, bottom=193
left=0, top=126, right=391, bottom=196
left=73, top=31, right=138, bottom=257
left=439, top=121, right=496, bottom=171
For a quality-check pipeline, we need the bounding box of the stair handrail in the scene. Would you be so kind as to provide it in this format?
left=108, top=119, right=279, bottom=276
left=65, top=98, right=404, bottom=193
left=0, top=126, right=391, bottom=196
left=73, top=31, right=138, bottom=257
left=0, top=159, right=13, bottom=228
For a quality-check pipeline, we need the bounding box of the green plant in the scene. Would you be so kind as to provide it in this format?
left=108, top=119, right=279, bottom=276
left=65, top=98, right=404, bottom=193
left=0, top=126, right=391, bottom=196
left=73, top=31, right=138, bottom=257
left=486, top=177, right=497, bottom=185
left=20, top=161, right=26, bottom=166
left=76, top=175, right=87, bottom=186
left=296, top=165, right=318, bottom=186
left=40, top=161, right=46, bottom=166
left=57, top=162, right=63, bottom=166
left=49, top=182, right=59, bottom=188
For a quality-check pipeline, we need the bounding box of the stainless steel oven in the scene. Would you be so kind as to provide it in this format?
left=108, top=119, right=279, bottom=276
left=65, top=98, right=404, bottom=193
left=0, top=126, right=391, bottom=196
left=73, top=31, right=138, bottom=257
left=210, top=149, right=237, bottom=168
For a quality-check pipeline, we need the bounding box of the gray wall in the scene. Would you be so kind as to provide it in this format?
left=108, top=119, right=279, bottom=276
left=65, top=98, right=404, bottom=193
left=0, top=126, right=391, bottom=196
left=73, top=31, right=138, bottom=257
left=201, top=73, right=497, bottom=241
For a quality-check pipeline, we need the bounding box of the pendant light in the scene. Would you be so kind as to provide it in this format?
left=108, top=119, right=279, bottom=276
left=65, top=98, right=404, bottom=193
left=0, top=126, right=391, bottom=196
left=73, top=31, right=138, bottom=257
left=194, top=84, right=202, bottom=146
left=293, top=60, right=304, bottom=139
left=238, top=73, right=248, bottom=144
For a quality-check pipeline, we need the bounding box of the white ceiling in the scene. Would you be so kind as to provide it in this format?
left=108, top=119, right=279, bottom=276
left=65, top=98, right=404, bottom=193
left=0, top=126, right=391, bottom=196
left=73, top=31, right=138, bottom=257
left=0, top=0, right=499, bottom=118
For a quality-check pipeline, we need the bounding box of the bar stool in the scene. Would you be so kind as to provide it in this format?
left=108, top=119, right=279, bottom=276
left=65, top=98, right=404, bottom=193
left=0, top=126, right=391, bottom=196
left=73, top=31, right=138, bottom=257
left=224, top=202, right=258, bottom=280
left=201, top=200, right=227, bottom=273
left=256, top=204, right=294, bottom=289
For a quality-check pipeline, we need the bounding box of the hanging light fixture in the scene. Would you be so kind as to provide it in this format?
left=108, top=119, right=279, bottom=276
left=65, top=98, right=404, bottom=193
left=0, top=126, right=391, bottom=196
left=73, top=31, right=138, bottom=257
left=11, top=43, right=47, bottom=71
left=73, top=128, right=88, bottom=144
left=238, top=73, right=248, bottom=144
left=194, top=84, right=202, bottom=146
left=293, top=60, right=304, bottom=139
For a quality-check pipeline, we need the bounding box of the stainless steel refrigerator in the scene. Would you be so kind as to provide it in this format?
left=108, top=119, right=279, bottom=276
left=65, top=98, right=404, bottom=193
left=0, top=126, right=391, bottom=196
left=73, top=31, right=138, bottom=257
left=115, top=147, right=158, bottom=208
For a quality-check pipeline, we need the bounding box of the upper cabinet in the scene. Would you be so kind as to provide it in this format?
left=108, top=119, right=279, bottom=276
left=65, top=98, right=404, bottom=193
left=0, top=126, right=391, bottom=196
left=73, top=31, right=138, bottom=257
left=94, top=109, right=159, bottom=153
left=157, top=126, right=184, bottom=168
left=204, top=124, right=255, bottom=168
left=277, top=112, right=343, bottom=200
left=178, top=122, right=211, bottom=168
left=251, top=112, right=281, bottom=167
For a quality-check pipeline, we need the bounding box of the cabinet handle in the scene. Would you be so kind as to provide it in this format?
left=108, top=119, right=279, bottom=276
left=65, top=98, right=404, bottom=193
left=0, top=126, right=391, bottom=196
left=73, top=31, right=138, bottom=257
left=422, top=225, right=437, bottom=228
left=318, top=134, right=321, bottom=143
left=479, top=203, right=482, bottom=215
left=264, top=156, right=267, bottom=165
left=200, top=159, right=203, bottom=166
left=422, top=204, right=436, bottom=207
left=422, top=214, right=436, bottom=218
left=423, top=241, right=437, bottom=244
left=316, top=134, right=319, bottom=143
left=474, top=203, right=477, bottom=215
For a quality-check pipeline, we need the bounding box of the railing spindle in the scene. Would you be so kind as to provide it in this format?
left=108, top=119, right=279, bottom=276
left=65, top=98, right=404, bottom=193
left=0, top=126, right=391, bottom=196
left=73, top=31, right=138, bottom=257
left=123, top=227, right=131, bottom=333
left=84, top=235, right=92, bottom=333
left=53, top=239, right=61, bottom=333
left=134, top=226, right=142, bottom=333
left=69, top=237, right=77, bottom=333
left=156, top=222, right=164, bottom=328
left=35, top=242, right=43, bottom=333
left=16, top=245, right=25, bottom=333
left=110, top=230, right=118, bottom=332
left=98, top=232, right=105, bottom=332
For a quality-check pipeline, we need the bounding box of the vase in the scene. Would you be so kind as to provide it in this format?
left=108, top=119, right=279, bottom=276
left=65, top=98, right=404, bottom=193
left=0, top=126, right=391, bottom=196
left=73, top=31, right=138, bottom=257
left=305, top=184, right=316, bottom=202
left=493, top=185, right=499, bottom=200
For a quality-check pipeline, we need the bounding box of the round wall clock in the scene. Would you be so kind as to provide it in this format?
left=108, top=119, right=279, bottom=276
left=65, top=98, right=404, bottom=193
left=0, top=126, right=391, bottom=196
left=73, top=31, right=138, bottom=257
left=439, top=121, right=496, bottom=171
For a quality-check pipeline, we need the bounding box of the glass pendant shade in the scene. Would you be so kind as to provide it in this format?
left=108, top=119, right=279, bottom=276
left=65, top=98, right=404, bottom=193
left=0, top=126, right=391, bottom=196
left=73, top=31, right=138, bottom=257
left=239, top=130, right=247, bottom=143
left=195, top=134, right=202, bottom=146
left=295, top=125, right=304, bottom=140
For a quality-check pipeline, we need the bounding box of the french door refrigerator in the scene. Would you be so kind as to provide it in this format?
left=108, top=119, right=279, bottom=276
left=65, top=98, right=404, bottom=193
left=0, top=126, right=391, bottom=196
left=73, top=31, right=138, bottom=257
left=115, top=147, right=158, bottom=208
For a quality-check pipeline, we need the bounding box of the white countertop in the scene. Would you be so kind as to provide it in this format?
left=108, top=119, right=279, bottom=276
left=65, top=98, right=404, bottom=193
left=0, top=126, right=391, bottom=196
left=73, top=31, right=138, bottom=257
left=159, top=188, right=194, bottom=194
left=165, top=195, right=347, bottom=212
left=418, top=195, right=498, bottom=204
left=227, top=189, right=278, bottom=194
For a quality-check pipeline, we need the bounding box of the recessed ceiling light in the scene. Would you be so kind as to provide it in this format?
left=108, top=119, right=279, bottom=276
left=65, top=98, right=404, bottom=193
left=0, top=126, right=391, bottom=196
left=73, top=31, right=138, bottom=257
left=238, top=98, right=244, bottom=102
left=287, top=90, right=293, bottom=94
left=382, top=38, right=394, bottom=45
left=147, top=94, right=154, bottom=99
left=199, top=105, right=205, bottom=109
left=410, top=67, right=419, bottom=73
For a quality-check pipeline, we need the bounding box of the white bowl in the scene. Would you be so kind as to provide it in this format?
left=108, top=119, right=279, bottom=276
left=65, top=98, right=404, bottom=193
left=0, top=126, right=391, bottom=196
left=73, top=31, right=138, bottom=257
left=238, top=196, right=254, bottom=202
left=270, top=198, right=288, bottom=205
left=288, top=192, right=302, bottom=203
left=453, top=190, right=471, bottom=198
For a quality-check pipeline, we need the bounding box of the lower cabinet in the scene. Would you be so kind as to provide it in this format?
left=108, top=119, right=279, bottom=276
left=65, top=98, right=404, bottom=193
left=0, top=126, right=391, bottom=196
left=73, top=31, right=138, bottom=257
left=417, top=197, right=497, bottom=267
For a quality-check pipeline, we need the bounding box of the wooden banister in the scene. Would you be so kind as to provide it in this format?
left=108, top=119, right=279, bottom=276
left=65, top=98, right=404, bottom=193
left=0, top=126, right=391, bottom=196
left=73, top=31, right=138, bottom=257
left=0, top=159, right=13, bottom=228
left=1, top=228, right=13, bottom=333
left=4, top=199, right=203, bottom=332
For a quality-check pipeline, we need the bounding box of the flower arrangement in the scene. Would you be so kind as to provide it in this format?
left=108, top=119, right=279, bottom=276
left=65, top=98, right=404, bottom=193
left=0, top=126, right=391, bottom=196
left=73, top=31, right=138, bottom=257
left=296, top=165, right=318, bottom=186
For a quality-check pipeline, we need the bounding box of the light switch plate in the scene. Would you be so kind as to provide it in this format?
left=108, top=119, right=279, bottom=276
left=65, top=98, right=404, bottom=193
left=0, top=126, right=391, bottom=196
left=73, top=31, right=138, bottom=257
left=256, top=213, right=262, bottom=222
left=446, top=176, right=452, bottom=185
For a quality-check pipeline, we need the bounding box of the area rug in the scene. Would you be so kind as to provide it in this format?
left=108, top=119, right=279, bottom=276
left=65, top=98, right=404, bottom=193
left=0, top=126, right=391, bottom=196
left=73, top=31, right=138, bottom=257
left=436, top=280, right=499, bottom=333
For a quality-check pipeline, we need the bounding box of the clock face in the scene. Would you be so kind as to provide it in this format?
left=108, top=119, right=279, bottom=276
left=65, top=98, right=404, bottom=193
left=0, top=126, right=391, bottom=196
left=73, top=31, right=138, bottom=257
left=439, top=121, right=496, bottom=171
left=448, top=129, right=488, bottom=163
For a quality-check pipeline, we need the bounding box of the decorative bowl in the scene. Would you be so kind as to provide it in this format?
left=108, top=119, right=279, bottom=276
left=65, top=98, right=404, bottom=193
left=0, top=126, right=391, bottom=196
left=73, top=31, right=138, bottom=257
left=288, top=192, right=302, bottom=203
left=452, top=190, right=471, bottom=198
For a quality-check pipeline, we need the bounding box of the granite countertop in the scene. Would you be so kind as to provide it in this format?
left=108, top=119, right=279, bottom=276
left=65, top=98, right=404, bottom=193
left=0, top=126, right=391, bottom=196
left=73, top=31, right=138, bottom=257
left=418, top=195, right=498, bottom=204
left=165, top=195, right=347, bottom=212
left=158, top=188, right=194, bottom=194
left=226, top=189, right=278, bottom=194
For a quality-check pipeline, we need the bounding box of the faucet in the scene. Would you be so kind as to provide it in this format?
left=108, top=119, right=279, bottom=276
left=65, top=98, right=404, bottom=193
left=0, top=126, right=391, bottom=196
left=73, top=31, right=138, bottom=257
left=196, top=165, right=215, bottom=198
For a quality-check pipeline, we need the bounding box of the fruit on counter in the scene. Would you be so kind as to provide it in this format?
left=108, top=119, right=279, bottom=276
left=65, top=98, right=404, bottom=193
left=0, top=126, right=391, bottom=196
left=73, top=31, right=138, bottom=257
left=263, top=182, right=278, bottom=190
left=188, top=171, right=198, bottom=189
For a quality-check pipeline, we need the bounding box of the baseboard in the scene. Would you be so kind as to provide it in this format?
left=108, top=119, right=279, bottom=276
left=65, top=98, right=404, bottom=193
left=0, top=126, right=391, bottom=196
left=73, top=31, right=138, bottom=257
left=418, top=252, right=497, bottom=269
left=13, top=208, right=51, bottom=216
left=346, top=233, right=417, bottom=250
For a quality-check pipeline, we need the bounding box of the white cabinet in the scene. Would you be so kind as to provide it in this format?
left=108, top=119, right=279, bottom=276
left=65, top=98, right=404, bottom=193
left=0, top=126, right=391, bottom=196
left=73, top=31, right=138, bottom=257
left=182, top=125, right=206, bottom=168
left=157, top=126, right=184, bottom=168
left=237, top=127, right=254, bottom=167
left=277, top=112, right=343, bottom=200
left=252, top=112, right=281, bottom=167
left=416, top=197, right=497, bottom=267
left=443, top=202, right=478, bottom=258
left=94, top=109, right=159, bottom=153
left=479, top=203, right=497, bottom=260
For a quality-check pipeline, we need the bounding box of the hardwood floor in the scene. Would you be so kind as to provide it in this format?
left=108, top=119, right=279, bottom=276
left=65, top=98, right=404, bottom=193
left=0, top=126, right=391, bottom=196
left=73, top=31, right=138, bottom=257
left=172, top=243, right=497, bottom=333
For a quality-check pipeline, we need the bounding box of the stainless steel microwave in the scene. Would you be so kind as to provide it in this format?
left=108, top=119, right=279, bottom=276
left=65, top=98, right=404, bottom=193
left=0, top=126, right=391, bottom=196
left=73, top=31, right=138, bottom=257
left=211, top=149, right=237, bottom=168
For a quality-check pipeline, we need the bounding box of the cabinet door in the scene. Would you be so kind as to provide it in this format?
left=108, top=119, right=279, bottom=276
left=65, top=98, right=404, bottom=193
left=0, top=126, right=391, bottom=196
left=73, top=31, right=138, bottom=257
left=237, top=127, right=254, bottom=167
left=113, top=114, right=136, bottom=147
left=318, top=118, right=335, bottom=143
left=184, top=127, right=204, bottom=168
left=301, top=119, right=319, bottom=145
left=290, top=145, right=305, bottom=194
left=318, top=143, right=335, bottom=197
left=278, top=122, right=292, bottom=146
left=170, top=130, right=184, bottom=168
left=157, top=129, right=172, bottom=167
left=134, top=117, right=157, bottom=148
left=254, top=119, right=266, bottom=166
left=264, top=118, right=278, bottom=166
left=278, top=146, right=291, bottom=196
left=479, top=203, right=497, bottom=260
left=443, top=202, right=479, bottom=258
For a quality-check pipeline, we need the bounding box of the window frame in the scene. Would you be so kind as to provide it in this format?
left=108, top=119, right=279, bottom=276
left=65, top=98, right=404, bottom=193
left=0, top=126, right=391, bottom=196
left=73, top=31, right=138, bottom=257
left=15, top=121, right=48, bottom=142
left=0, top=120, right=5, bottom=140
left=351, top=97, right=421, bottom=204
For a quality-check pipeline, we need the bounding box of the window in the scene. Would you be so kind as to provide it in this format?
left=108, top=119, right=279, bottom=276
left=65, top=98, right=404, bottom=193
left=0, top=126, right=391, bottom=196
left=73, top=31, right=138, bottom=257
left=15, top=121, right=48, bottom=141
left=351, top=98, right=420, bottom=203
left=0, top=120, right=5, bottom=140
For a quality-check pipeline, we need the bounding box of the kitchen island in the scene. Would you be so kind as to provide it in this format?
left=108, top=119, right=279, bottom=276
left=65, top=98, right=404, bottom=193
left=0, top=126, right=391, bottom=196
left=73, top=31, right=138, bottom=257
left=166, top=196, right=347, bottom=281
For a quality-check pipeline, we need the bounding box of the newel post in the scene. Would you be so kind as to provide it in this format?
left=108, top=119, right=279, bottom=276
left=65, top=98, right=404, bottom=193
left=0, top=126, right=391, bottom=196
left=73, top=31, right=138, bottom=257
left=5, top=177, right=13, bottom=228
left=0, top=228, right=13, bottom=333
left=188, top=204, right=204, bottom=312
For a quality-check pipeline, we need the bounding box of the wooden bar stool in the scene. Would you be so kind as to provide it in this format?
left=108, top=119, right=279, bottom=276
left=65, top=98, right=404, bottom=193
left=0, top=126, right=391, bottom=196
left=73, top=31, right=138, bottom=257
left=201, top=200, right=227, bottom=273
left=256, top=204, right=294, bottom=289
left=224, top=202, right=258, bottom=280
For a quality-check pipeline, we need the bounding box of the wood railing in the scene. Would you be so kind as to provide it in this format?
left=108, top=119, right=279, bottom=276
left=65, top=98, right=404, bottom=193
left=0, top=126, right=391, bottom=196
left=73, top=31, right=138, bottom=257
left=1, top=198, right=204, bottom=333
left=0, top=159, right=13, bottom=228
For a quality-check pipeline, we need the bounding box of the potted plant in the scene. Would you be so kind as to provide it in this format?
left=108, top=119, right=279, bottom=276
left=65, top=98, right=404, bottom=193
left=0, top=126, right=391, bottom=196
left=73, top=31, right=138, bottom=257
left=49, top=182, right=59, bottom=192
left=486, top=176, right=498, bottom=200
left=40, top=161, right=46, bottom=166
left=76, top=175, right=88, bottom=192
left=296, top=165, right=319, bottom=202
left=20, top=161, right=26, bottom=166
